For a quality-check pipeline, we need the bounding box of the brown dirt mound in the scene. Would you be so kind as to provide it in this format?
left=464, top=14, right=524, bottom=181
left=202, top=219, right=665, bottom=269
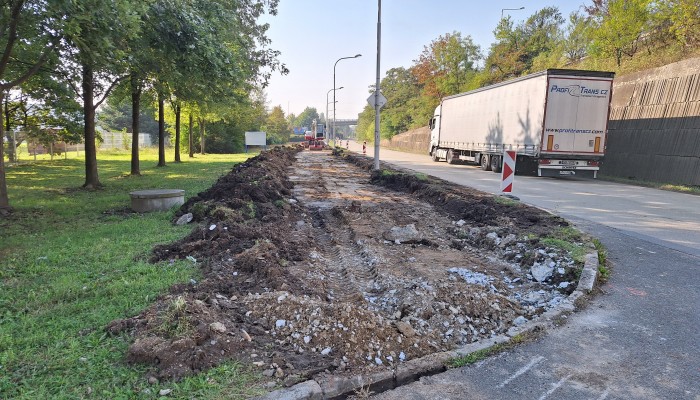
left=107, top=147, right=583, bottom=386
left=343, top=150, right=567, bottom=236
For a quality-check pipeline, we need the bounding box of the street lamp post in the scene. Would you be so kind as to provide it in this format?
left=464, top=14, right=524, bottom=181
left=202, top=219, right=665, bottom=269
left=501, top=6, right=524, bottom=19
left=333, top=54, right=361, bottom=147
left=326, top=87, right=343, bottom=140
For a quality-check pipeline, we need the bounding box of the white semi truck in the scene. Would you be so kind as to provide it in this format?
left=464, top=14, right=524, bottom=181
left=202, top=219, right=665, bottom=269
left=428, top=69, right=615, bottom=178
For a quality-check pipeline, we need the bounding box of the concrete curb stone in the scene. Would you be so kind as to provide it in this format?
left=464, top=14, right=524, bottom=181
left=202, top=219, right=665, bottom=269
left=254, top=380, right=323, bottom=400
left=253, top=250, right=599, bottom=400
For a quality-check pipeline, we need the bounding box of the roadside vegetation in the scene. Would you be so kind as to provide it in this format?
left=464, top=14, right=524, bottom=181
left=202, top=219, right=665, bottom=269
left=540, top=227, right=589, bottom=264
left=448, top=333, right=531, bottom=368
left=0, top=149, right=265, bottom=399
left=599, top=175, right=700, bottom=196
left=355, top=0, right=700, bottom=142
left=593, top=239, right=611, bottom=283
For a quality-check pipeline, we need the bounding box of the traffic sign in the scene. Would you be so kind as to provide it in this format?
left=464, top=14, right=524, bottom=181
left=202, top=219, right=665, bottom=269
left=501, top=150, right=516, bottom=193
left=367, top=91, right=387, bottom=109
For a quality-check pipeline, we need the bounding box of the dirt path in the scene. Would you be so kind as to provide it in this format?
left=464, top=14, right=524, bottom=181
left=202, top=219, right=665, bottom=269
left=108, top=148, right=584, bottom=387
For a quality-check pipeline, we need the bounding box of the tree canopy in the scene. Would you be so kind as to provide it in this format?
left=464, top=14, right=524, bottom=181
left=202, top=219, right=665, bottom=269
left=357, top=1, right=699, bottom=142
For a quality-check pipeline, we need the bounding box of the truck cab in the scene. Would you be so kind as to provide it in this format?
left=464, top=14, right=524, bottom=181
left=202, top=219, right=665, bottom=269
left=428, top=105, right=441, bottom=158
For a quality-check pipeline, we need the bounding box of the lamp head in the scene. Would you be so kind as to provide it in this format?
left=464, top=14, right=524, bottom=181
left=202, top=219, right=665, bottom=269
left=354, top=54, right=362, bottom=58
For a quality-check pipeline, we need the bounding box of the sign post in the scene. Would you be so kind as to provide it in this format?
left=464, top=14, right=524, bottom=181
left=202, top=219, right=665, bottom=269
left=501, top=150, right=516, bottom=193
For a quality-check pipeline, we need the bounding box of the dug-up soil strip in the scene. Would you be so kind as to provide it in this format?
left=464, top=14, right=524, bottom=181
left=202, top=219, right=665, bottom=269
left=255, top=150, right=600, bottom=400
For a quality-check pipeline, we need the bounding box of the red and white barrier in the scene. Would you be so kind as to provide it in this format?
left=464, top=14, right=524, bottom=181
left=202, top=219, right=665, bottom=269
left=501, top=151, right=516, bottom=193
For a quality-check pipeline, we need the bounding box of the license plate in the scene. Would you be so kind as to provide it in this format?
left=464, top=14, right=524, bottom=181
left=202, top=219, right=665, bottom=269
left=559, top=160, right=577, bottom=165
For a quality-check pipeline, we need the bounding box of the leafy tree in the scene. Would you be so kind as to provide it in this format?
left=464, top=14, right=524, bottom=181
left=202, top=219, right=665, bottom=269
left=521, top=7, right=565, bottom=65
left=57, top=0, right=145, bottom=188
left=380, top=68, right=422, bottom=134
left=412, top=32, right=481, bottom=99
left=484, top=7, right=564, bottom=81
left=589, top=0, right=651, bottom=66
left=562, top=11, right=592, bottom=63
left=294, top=107, right=320, bottom=130
left=172, top=0, right=285, bottom=157
left=484, top=18, right=528, bottom=83
left=97, top=89, right=158, bottom=139
left=263, top=105, right=289, bottom=144
left=3, top=85, right=82, bottom=159
left=355, top=104, right=373, bottom=142
left=0, top=0, right=62, bottom=212
left=656, top=0, right=700, bottom=46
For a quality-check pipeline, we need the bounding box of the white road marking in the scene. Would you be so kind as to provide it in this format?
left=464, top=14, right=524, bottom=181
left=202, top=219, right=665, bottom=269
left=497, top=356, right=544, bottom=388
left=538, top=374, right=572, bottom=400
left=635, top=246, right=656, bottom=254
left=597, top=388, right=610, bottom=400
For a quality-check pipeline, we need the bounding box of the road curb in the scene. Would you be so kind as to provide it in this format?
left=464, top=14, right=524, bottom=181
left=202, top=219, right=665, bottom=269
left=254, top=251, right=599, bottom=400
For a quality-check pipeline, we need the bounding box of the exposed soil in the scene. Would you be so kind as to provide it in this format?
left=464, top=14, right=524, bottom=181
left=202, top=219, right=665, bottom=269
left=107, top=147, right=584, bottom=387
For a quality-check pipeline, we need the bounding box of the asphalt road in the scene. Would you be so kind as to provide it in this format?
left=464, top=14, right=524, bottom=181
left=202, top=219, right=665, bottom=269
left=338, top=142, right=700, bottom=399
left=372, top=218, right=700, bottom=399
left=346, top=142, right=700, bottom=258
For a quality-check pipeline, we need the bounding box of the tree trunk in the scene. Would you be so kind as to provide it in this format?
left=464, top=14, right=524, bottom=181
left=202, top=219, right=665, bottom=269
left=0, top=91, right=10, bottom=212
left=3, top=96, right=16, bottom=163
left=188, top=112, right=194, bottom=158
left=157, top=90, right=166, bottom=167
left=199, top=117, right=205, bottom=155
left=82, top=63, right=101, bottom=189
left=174, top=104, right=181, bottom=162
left=130, top=72, right=141, bottom=175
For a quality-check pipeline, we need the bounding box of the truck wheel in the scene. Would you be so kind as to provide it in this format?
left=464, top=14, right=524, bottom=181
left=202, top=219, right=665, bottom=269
left=480, top=154, right=491, bottom=171
left=446, top=149, right=457, bottom=164
left=431, top=148, right=440, bottom=162
left=491, top=155, right=502, bottom=173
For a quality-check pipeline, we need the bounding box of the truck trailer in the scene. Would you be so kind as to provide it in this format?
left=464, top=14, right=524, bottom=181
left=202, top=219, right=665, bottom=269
left=428, top=69, right=615, bottom=178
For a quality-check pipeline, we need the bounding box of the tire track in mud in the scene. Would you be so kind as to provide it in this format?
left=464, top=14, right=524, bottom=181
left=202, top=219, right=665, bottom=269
left=290, top=151, right=385, bottom=304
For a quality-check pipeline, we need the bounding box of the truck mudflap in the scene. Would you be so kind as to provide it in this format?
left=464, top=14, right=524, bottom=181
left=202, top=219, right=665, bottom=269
left=538, top=168, right=597, bottom=178
left=538, top=158, right=600, bottom=178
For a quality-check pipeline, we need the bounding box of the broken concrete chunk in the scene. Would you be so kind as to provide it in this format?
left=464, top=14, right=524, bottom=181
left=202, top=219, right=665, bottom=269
left=209, top=322, right=227, bottom=333
left=382, top=224, right=422, bottom=244
left=395, top=321, right=416, bottom=337
left=175, top=213, right=193, bottom=225
left=531, top=262, right=554, bottom=282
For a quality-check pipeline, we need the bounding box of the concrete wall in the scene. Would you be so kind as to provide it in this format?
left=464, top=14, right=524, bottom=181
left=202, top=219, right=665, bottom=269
left=379, top=126, right=431, bottom=154
left=602, top=57, right=700, bottom=185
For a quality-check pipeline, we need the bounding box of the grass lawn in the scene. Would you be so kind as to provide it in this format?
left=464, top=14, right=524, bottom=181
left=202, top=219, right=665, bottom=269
left=0, top=149, right=267, bottom=399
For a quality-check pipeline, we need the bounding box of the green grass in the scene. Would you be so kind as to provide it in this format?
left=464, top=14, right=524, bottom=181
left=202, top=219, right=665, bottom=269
left=494, top=195, right=518, bottom=206
left=593, top=238, right=610, bottom=283
left=414, top=173, right=429, bottom=181
left=540, top=227, right=588, bottom=264
left=599, top=175, right=700, bottom=196
left=448, top=334, right=528, bottom=368
left=0, top=148, right=265, bottom=399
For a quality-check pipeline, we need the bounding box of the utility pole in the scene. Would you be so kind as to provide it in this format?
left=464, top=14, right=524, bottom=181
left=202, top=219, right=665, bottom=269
left=373, top=0, right=382, bottom=170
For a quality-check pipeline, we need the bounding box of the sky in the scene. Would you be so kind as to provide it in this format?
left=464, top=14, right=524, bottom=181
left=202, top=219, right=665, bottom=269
left=261, top=1, right=586, bottom=122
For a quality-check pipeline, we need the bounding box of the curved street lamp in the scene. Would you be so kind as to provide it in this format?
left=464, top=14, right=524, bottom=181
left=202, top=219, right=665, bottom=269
left=333, top=54, right=362, bottom=146
left=501, top=6, right=524, bottom=19
left=326, top=87, right=343, bottom=138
